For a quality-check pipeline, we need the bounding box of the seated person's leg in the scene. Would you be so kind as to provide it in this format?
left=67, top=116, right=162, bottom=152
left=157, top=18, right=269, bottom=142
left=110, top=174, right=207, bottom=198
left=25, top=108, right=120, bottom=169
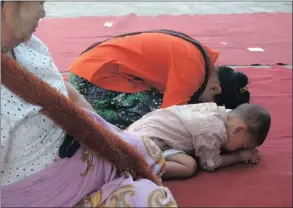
left=163, top=149, right=197, bottom=179
left=81, top=171, right=177, bottom=207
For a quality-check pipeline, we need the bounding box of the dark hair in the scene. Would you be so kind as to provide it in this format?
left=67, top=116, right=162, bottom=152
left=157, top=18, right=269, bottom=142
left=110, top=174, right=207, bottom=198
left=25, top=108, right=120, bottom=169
left=234, top=103, right=271, bottom=146
left=215, top=66, right=250, bottom=109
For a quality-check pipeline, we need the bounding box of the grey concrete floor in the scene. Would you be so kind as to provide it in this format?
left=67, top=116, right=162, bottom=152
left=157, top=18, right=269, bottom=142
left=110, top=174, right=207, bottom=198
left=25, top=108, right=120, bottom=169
left=45, top=2, right=292, bottom=17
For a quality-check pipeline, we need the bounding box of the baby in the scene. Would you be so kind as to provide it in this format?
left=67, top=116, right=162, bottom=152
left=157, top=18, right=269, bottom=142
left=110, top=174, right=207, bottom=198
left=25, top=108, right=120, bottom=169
left=126, top=103, right=271, bottom=179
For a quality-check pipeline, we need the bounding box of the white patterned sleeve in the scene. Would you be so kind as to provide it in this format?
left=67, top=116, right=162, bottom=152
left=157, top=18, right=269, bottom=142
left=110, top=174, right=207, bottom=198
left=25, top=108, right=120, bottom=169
left=192, top=116, right=227, bottom=171
left=29, top=35, right=62, bottom=73
left=1, top=117, right=10, bottom=171
left=26, top=35, right=68, bottom=96
left=194, top=136, right=223, bottom=171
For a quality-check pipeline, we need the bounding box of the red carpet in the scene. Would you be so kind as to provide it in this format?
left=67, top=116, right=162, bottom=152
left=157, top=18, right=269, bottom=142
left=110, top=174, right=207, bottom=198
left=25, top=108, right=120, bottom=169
left=164, top=66, right=292, bottom=207
left=36, top=12, right=292, bottom=206
left=61, top=67, right=292, bottom=206
left=35, top=13, right=292, bottom=72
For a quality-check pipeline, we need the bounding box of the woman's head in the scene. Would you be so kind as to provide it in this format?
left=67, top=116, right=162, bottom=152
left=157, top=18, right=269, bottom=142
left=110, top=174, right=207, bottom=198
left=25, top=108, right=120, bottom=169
left=1, top=1, right=45, bottom=52
left=198, top=66, right=250, bottom=109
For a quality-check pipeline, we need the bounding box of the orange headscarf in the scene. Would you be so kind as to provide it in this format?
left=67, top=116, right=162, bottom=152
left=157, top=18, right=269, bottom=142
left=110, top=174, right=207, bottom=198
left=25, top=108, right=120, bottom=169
left=70, top=32, right=219, bottom=108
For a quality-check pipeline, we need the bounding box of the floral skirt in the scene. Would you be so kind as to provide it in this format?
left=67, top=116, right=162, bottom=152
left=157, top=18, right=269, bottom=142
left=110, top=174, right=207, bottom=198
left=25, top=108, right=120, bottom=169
left=70, top=73, right=163, bottom=129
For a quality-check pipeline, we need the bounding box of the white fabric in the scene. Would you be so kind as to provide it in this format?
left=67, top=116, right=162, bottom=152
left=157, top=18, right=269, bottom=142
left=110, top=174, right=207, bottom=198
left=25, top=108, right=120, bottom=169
left=1, top=35, right=67, bottom=186
left=163, top=149, right=186, bottom=159
left=127, top=103, right=228, bottom=171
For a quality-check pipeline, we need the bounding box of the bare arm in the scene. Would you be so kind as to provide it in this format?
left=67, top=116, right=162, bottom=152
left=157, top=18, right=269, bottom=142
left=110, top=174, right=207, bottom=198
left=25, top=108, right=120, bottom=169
left=64, top=81, right=95, bottom=112
left=218, top=149, right=261, bottom=168
left=218, top=153, right=242, bottom=168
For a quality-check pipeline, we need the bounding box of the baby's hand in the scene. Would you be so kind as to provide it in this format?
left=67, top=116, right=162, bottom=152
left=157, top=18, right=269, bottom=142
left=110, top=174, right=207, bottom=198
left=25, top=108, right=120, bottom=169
left=238, top=148, right=260, bottom=164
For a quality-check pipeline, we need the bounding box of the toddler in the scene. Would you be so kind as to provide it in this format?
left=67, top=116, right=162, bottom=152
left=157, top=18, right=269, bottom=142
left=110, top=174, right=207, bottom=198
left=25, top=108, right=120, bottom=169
left=126, top=103, right=271, bottom=179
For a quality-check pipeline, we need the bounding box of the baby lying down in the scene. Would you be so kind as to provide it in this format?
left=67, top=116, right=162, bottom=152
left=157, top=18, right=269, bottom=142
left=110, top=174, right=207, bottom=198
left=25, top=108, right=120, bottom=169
left=126, top=103, right=271, bottom=179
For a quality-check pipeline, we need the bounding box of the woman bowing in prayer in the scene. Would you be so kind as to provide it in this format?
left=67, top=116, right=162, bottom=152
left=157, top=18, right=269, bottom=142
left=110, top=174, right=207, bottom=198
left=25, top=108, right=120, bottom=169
left=70, top=30, right=250, bottom=129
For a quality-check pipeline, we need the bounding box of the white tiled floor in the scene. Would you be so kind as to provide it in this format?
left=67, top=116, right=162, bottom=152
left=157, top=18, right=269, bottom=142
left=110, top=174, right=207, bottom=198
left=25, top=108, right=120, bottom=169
left=45, top=2, right=292, bottom=18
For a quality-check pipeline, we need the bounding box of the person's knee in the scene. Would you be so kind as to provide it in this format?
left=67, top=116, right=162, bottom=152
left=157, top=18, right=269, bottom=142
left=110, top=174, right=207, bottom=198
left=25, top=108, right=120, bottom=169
left=184, top=158, right=197, bottom=177
left=164, top=153, right=198, bottom=178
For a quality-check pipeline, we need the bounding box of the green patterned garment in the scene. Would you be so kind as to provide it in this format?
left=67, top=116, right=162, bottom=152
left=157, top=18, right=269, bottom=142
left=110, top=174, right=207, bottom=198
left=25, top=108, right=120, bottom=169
left=70, top=73, right=163, bottom=129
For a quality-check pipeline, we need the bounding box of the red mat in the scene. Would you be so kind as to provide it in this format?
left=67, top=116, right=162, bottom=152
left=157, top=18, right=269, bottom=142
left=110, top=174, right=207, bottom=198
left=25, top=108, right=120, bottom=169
left=61, top=65, right=292, bottom=206
left=164, top=66, right=292, bottom=207
left=35, top=13, right=292, bottom=72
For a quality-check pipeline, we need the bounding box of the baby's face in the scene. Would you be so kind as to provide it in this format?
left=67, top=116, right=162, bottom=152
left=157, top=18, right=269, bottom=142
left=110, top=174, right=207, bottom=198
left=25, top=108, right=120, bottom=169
left=224, top=136, right=254, bottom=152
left=224, top=124, right=256, bottom=152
